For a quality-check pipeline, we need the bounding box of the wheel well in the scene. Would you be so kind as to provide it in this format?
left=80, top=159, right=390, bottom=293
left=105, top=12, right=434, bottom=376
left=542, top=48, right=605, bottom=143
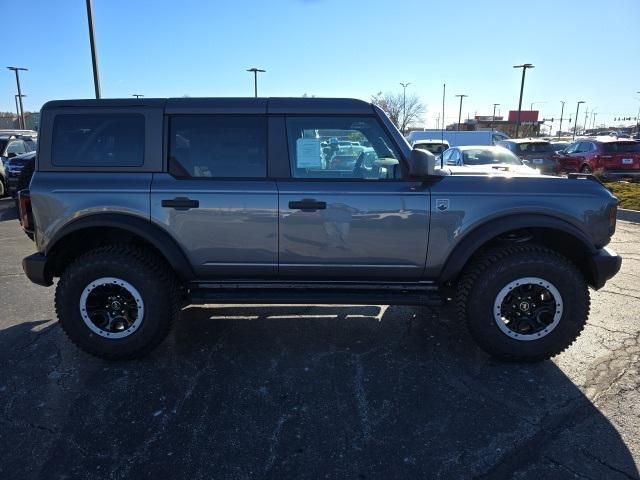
left=452, top=227, right=595, bottom=286
left=47, top=227, right=171, bottom=279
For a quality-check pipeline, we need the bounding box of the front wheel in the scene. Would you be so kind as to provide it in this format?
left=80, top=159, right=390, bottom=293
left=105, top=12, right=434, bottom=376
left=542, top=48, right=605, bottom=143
left=55, top=245, right=180, bottom=359
left=580, top=164, right=593, bottom=174
left=456, top=245, right=590, bottom=362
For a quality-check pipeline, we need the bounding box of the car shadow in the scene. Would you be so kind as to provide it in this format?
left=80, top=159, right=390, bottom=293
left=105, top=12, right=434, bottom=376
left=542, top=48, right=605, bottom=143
left=0, top=305, right=637, bottom=479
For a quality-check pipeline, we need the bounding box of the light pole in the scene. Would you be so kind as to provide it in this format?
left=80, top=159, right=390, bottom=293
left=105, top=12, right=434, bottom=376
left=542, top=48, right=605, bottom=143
left=583, top=108, right=589, bottom=135
left=85, top=0, right=101, bottom=98
left=573, top=101, right=585, bottom=140
left=513, top=63, right=534, bottom=138
left=7, top=66, right=27, bottom=129
left=246, top=68, right=265, bottom=98
left=455, top=94, right=467, bottom=131
left=14, top=94, right=26, bottom=127
left=491, top=103, right=500, bottom=130
left=558, top=101, right=566, bottom=138
left=636, top=92, right=640, bottom=135
left=399, top=82, right=411, bottom=133
left=132, top=94, right=144, bottom=98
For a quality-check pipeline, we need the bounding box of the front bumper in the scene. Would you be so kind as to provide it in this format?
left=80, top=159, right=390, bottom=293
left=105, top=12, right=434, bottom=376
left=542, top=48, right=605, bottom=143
left=22, top=253, right=53, bottom=287
left=601, top=170, right=640, bottom=180
left=589, top=247, right=621, bottom=290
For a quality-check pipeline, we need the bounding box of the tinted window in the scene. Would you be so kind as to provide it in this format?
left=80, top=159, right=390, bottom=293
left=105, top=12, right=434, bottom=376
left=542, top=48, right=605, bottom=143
left=286, top=116, right=401, bottom=179
left=52, top=114, right=144, bottom=167
left=602, top=141, right=640, bottom=153
left=169, top=116, right=267, bottom=178
left=516, top=142, right=553, bottom=154
left=577, top=142, right=592, bottom=153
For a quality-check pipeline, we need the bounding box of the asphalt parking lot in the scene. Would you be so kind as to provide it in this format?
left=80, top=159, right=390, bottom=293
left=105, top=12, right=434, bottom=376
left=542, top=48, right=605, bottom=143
left=0, top=197, right=638, bottom=480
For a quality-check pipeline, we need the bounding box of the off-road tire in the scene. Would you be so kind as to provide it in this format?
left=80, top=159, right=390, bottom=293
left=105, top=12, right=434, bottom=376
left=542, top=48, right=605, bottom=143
left=55, top=245, right=180, bottom=360
left=456, top=244, right=590, bottom=362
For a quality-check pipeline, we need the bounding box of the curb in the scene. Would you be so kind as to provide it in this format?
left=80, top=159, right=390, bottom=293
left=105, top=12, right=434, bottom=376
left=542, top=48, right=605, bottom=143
left=618, top=208, right=640, bottom=223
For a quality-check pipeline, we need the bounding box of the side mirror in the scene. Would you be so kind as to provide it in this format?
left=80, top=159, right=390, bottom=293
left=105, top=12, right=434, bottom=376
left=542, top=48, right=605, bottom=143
left=7, top=152, right=17, bottom=159
left=408, top=147, right=435, bottom=178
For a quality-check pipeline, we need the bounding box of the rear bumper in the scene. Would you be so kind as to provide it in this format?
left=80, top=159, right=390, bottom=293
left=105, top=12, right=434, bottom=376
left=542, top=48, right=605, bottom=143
left=589, top=247, right=622, bottom=290
left=22, top=253, right=53, bottom=287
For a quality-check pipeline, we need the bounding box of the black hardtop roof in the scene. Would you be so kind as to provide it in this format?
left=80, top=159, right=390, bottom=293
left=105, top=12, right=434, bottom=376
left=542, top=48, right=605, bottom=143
left=42, top=97, right=375, bottom=115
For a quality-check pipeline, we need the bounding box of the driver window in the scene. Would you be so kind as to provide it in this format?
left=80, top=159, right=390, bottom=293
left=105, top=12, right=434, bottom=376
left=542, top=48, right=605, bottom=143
left=285, top=116, right=402, bottom=179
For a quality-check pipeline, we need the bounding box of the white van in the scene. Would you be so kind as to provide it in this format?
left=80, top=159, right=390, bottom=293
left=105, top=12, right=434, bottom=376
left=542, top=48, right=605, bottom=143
left=408, top=130, right=509, bottom=147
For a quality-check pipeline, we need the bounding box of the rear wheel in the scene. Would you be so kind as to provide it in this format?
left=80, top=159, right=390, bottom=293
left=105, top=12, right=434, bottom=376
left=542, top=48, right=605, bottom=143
left=580, top=164, right=593, bottom=174
left=456, top=244, right=589, bottom=362
left=55, top=245, right=180, bottom=359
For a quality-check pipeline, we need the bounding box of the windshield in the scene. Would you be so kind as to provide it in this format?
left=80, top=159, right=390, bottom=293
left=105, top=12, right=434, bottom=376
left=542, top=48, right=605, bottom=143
left=416, top=143, right=447, bottom=154
left=516, top=142, right=553, bottom=154
left=602, top=142, right=640, bottom=153
left=462, top=148, right=523, bottom=166
left=0, top=139, right=7, bottom=155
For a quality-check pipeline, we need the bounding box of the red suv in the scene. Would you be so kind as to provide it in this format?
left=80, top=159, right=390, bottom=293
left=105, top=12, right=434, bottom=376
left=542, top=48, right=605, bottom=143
left=554, top=137, right=640, bottom=179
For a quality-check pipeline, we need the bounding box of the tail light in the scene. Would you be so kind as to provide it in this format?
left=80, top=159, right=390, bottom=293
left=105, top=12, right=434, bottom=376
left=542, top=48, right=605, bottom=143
left=18, top=190, right=34, bottom=233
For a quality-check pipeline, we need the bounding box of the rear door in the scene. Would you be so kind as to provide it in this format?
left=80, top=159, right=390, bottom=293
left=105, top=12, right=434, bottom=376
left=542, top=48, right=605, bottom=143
left=276, top=115, right=430, bottom=280
left=150, top=110, right=278, bottom=278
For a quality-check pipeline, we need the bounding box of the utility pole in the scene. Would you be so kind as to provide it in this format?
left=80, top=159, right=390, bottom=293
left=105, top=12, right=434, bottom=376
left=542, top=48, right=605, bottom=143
left=583, top=108, right=589, bottom=135
left=246, top=68, right=265, bottom=98
left=399, top=82, right=411, bottom=133
left=435, top=114, right=440, bottom=130
left=491, top=103, right=500, bottom=130
left=513, top=63, right=534, bottom=138
left=7, top=66, right=27, bottom=129
left=85, top=0, right=101, bottom=98
left=573, top=101, right=585, bottom=140
left=558, top=101, right=566, bottom=138
left=455, top=94, right=467, bottom=131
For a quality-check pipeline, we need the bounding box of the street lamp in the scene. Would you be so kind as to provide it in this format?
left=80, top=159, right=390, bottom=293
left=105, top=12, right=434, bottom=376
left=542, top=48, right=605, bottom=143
left=530, top=101, right=546, bottom=111
left=491, top=103, right=500, bottom=130
left=132, top=94, right=144, bottom=98
left=7, top=66, right=27, bottom=129
left=455, top=94, right=468, bottom=131
left=513, top=63, right=534, bottom=138
left=14, top=94, right=26, bottom=127
left=85, top=0, right=101, bottom=98
left=246, top=68, right=266, bottom=98
left=558, top=101, right=566, bottom=138
left=573, top=101, right=585, bottom=140
left=400, top=82, right=411, bottom=133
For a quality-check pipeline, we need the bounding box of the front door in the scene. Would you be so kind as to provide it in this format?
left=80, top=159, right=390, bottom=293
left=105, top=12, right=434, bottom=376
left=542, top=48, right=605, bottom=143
left=277, top=115, right=430, bottom=280
left=151, top=115, right=278, bottom=279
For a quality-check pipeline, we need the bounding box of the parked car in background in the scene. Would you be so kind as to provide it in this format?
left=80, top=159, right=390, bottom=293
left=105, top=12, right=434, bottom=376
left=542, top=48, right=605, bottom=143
left=496, top=138, right=557, bottom=174
left=412, top=139, right=450, bottom=156
left=441, top=145, right=539, bottom=175
left=408, top=130, right=509, bottom=147
left=0, top=131, right=37, bottom=197
left=5, top=151, right=36, bottom=196
left=554, top=137, right=640, bottom=178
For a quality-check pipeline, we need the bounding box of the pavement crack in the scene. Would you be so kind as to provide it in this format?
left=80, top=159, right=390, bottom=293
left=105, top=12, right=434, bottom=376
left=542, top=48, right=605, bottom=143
left=264, top=413, right=291, bottom=473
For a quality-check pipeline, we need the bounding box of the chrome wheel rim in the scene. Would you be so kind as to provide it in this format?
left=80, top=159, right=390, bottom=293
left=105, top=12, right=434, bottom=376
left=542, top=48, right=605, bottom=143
left=79, top=277, right=144, bottom=339
left=493, top=277, right=562, bottom=341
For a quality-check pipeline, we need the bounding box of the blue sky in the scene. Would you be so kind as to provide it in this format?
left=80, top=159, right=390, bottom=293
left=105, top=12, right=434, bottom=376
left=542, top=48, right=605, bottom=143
left=2, top=0, right=639, bottom=131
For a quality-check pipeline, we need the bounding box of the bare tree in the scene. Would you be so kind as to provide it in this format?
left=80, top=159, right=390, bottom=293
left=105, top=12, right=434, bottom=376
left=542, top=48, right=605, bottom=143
left=371, top=91, right=425, bottom=132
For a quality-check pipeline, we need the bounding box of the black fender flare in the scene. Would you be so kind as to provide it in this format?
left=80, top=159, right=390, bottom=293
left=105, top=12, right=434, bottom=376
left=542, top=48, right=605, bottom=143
left=46, top=213, right=194, bottom=281
left=439, top=213, right=596, bottom=282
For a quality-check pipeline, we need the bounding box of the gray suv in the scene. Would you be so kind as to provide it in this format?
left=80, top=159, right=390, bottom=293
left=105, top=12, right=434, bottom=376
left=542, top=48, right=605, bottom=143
left=20, top=97, right=621, bottom=361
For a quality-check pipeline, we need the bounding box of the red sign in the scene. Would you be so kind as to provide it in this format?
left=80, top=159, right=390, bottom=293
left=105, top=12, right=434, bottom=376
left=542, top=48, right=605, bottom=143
left=508, top=110, right=539, bottom=122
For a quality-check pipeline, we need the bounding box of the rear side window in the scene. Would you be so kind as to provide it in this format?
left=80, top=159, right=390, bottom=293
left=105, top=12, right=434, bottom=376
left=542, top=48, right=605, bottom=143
left=602, top=142, right=640, bottom=153
left=169, top=116, right=267, bottom=178
left=52, top=114, right=144, bottom=167
left=516, top=142, right=553, bottom=154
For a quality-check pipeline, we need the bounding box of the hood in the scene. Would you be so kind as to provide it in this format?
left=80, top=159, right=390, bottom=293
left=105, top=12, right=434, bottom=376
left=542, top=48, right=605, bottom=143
left=447, top=163, right=541, bottom=176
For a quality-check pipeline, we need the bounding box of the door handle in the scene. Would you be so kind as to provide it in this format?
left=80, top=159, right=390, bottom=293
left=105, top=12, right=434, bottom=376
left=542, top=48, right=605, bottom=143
left=288, top=199, right=327, bottom=211
left=161, top=197, right=200, bottom=210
